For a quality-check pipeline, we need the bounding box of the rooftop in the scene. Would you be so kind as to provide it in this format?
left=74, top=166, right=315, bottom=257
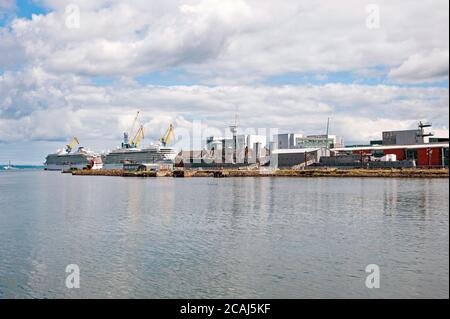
left=331, top=143, right=449, bottom=152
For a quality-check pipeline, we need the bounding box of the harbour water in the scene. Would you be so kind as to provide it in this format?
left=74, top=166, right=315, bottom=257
left=0, top=170, right=448, bottom=298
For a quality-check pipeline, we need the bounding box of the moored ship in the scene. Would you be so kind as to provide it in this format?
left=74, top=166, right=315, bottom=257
left=102, top=144, right=177, bottom=170
left=102, top=112, right=176, bottom=169
left=44, top=137, right=103, bottom=171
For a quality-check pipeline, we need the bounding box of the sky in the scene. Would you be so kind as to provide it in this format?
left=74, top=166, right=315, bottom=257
left=0, top=0, right=448, bottom=164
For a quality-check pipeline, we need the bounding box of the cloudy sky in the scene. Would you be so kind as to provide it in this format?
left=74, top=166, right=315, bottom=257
left=0, top=0, right=448, bottom=164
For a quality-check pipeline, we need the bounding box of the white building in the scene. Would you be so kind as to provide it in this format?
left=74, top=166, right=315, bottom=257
left=205, top=134, right=267, bottom=151
left=272, top=133, right=344, bottom=150
left=272, top=133, right=303, bottom=150
left=246, top=134, right=267, bottom=151
left=295, top=134, right=344, bottom=149
left=205, top=136, right=232, bottom=151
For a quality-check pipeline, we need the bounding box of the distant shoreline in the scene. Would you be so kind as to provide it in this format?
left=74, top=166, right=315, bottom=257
left=69, top=168, right=449, bottom=179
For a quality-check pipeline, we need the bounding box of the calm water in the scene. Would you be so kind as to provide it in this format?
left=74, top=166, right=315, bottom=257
left=0, top=170, right=448, bottom=298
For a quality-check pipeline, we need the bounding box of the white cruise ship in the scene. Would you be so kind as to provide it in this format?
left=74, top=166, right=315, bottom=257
left=102, top=113, right=177, bottom=169
left=102, top=144, right=176, bottom=170
left=44, top=137, right=103, bottom=171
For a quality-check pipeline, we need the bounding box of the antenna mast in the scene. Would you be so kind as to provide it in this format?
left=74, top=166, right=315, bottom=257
left=325, top=117, right=330, bottom=149
left=229, top=106, right=239, bottom=164
left=417, top=121, right=433, bottom=142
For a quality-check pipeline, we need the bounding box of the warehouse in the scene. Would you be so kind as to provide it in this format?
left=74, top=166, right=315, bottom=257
left=331, top=143, right=449, bottom=168
left=270, top=148, right=329, bottom=168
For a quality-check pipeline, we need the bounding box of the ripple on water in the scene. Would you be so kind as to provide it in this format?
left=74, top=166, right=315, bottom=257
left=0, top=172, right=448, bottom=298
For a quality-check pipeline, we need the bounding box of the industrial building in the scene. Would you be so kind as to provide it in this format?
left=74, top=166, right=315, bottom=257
left=328, top=122, right=449, bottom=168
left=272, top=133, right=344, bottom=150
left=270, top=148, right=330, bottom=168
left=176, top=147, right=269, bottom=168
left=202, top=134, right=267, bottom=165
left=206, top=134, right=267, bottom=152
left=382, top=129, right=424, bottom=145
left=330, top=143, right=449, bottom=168
left=295, top=134, right=344, bottom=149
left=267, top=133, right=342, bottom=168
left=382, top=122, right=433, bottom=145
left=179, top=120, right=448, bottom=170
left=272, top=133, right=303, bottom=149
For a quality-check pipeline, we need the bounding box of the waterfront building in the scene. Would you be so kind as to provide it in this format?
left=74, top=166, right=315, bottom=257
left=295, top=134, right=344, bottom=149
left=270, top=148, right=330, bottom=168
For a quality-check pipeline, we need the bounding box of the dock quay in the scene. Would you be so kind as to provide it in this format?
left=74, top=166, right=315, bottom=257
left=72, top=169, right=158, bottom=177
left=70, top=168, right=449, bottom=178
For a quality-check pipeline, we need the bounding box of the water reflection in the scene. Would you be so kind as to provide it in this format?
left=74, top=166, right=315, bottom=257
left=0, top=172, right=448, bottom=298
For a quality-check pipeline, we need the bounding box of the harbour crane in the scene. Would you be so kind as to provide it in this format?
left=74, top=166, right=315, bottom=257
left=65, top=137, right=79, bottom=153
left=130, top=125, right=145, bottom=148
left=160, top=124, right=176, bottom=146
left=127, top=111, right=141, bottom=145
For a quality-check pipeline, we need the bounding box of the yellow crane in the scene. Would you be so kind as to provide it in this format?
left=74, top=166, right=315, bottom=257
left=128, top=111, right=140, bottom=145
left=131, top=125, right=145, bottom=148
left=65, top=137, right=79, bottom=153
left=160, top=124, right=175, bottom=146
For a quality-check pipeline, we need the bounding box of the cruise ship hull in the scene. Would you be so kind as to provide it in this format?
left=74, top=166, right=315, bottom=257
left=45, top=162, right=103, bottom=171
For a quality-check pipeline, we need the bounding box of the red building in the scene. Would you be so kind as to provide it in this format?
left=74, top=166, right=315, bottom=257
left=383, top=149, right=405, bottom=161
left=334, top=143, right=449, bottom=168
left=417, top=148, right=443, bottom=167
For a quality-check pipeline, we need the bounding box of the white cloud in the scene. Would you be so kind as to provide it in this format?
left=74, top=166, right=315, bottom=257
left=388, top=50, right=449, bottom=83
left=1, top=68, right=448, bottom=148
left=0, top=27, right=25, bottom=68
left=5, top=0, right=253, bottom=77
left=0, top=0, right=448, bottom=163
left=1, top=0, right=448, bottom=81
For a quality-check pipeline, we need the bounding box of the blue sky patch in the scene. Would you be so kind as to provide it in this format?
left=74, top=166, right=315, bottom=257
left=15, top=0, right=48, bottom=19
